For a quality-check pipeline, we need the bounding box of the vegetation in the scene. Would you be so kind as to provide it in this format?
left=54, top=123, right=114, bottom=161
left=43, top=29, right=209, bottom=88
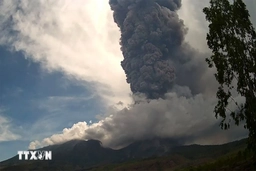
left=89, top=139, right=254, bottom=171
left=203, top=0, right=256, bottom=156
left=178, top=149, right=254, bottom=171
left=1, top=138, right=253, bottom=171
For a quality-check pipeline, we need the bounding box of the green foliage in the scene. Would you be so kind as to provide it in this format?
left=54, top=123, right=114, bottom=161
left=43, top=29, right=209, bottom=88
left=203, top=0, right=256, bottom=156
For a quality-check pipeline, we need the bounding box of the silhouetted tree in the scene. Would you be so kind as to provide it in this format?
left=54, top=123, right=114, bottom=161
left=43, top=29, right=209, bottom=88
left=203, top=0, right=256, bottom=156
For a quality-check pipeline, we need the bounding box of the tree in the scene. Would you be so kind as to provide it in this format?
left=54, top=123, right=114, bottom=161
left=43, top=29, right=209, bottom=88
left=203, top=0, right=256, bottom=156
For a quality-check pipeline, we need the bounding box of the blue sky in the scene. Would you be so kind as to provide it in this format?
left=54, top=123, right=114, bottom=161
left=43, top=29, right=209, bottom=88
left=0, top=0, right=255, bottom=162
left=0, top=0, right=132, bottom=161
left=0, top=47, right=104, bottom=161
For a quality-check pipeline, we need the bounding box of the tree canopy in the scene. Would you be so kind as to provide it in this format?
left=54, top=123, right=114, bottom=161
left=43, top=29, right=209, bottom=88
left=203, top=0, right=256, bottom=155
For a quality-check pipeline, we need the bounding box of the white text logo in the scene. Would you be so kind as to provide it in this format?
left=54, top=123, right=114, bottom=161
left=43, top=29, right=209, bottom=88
left=17, top=151, right=52, bottom=160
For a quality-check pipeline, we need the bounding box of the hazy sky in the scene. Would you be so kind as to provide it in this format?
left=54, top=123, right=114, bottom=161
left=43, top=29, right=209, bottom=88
left=0, top=0, right=255, bottom=161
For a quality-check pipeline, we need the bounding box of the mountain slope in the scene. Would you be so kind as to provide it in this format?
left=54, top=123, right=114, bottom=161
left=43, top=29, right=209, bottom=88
left=0, top=138, right=249, bottom=171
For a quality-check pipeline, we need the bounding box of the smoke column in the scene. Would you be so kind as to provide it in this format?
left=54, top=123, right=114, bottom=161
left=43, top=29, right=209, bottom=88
left=109, top=0, right=193, bottom=99
left=25, top=0, right=247, bottom=150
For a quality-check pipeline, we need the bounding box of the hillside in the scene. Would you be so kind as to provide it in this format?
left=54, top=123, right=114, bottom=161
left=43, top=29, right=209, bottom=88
left=0, top=138, right=254, bottom=171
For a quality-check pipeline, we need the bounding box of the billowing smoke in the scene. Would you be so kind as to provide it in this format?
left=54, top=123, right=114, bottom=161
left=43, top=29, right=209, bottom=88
left=0, top=0, right=248, bottom=150
left=109, top=0, right=205, bottom=99
left=29, top=90, right=247, bottom=149
left=27, top=0, right=250, bottom=150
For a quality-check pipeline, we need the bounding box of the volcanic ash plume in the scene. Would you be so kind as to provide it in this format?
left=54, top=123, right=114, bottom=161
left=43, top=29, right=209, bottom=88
left=27, top=0, right=247, bottom=150
left=109, top=0, right=190, bottom=99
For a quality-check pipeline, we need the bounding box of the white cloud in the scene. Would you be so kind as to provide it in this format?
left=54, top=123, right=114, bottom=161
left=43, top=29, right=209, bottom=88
left=16, top=94, right=100, bottom=142
left=37, top=95, right=96, bottom=113
left=0, top=0, right=131, bottom=106
left=178, top=0, right=210, bottom=53
left=178, top=0, right=256, bottom=53
left=0, top=109, right=20, bottom=141
left=29, top=121, right=88, bottom=149
left=29, top=89, right=247, bottom=150
left=0, top=0, right=251, bottom=150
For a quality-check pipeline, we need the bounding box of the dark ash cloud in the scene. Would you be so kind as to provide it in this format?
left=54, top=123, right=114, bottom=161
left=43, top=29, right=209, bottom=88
left=109, top=0, right=207, bottom=99
left=27, top=0, right=248, bottom=149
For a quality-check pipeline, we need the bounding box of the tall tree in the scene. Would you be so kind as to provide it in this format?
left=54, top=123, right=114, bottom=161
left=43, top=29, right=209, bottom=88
left=203, top=0, right=256, bottom=156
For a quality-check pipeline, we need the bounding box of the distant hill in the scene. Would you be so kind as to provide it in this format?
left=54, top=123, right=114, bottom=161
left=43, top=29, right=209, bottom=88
left=0, top=138, right=251, bottom=171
